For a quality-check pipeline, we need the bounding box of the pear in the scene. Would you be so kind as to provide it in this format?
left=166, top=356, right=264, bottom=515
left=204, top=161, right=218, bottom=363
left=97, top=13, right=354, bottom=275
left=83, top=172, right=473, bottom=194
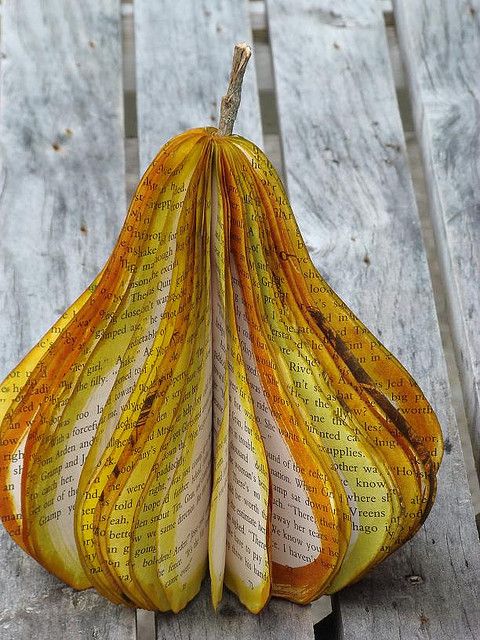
left=0, top=44, right=442, bottom=613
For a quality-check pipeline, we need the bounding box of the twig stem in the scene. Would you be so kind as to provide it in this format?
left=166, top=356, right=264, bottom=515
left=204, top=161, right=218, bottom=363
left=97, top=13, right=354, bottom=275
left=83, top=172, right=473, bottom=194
left=218, top=43, right=252, bottom=136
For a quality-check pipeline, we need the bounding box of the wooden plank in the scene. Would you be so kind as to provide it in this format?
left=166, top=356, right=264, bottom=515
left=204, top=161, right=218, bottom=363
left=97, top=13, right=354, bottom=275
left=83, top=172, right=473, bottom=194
left=134, top=1, right=314, bottom=637
left=134, top=0, right=262, bottom=172
left=393, top=0, right=480, bottom=479
left=156, top=580, right=314, bottom=640
left=0, top=2, right=135, bottom=638
left=266, top=1, right=480, bottom=638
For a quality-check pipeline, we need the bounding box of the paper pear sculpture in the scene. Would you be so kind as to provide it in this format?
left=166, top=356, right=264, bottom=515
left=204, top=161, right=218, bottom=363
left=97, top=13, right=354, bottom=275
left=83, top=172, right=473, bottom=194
left=0, top=45, right=442, bottom=613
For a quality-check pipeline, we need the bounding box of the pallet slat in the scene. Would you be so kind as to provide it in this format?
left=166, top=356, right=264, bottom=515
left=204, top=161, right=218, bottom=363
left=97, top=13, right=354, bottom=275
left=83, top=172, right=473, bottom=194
left=266, top=1, right=480, bottom=638
left=134, top=0, right=262, bottom=173
left=155, top=579, right=315, bottom=640
left=133, top=1, right=314, bottom=636
left=0, top=1, right=135, bottom=638
left=394, top=0, right=480, bottom=478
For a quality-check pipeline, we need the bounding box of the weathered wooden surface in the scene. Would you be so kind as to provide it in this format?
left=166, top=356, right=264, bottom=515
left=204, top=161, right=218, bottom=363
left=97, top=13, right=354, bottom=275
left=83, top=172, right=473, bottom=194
left=134, top=1, right=314, bottom=637
left=267, top=0, right=480, bottom=638
left=0, top=1, right=135, bottom=638
left=134, top=0, right=262, bottom=172
left=155, top=580, right=315, bottom=640
left=2, top=0, right=479, bottom=638
left=394, top=0, right=480, bottom=477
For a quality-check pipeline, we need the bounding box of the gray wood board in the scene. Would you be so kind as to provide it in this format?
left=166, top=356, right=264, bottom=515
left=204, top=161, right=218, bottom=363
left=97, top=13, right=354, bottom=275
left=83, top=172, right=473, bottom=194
left=134, top=0, right=263, bottom=172
left=394, top=0, right=480, bottom=476
left=156, top=580, right=315, bottom=640
left=0, top=1, right=134, bottom=637
left=267, top=0, right=480, bottom=638
left=134, top=0, right=313, bottom=637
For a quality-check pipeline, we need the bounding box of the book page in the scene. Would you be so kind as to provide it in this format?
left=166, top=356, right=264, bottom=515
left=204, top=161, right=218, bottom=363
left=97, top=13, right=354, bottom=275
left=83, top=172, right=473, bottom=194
left=239, top=145, right=431, bottom=588
left=223, top=265, right=271, bottom=613
left=209, top=159, right=271, bottom=613
left=75, top=147, right=213, bottom=610
left=208, top=163, right=230, bottom=607
left=0, top=133, right=214, bottom=609
left=224, top=144, right=418, bottom=600
left=230, top=260, right=341, bottom=601
left=0, top=128, right=444, bottom=613
left=0, top=278, right=100, bottom=551
left=224, top=156, right=345, bottom=600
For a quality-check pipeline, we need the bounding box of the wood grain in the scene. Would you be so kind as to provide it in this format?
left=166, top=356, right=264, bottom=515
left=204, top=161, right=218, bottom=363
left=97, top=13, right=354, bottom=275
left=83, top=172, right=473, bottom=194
left=394, top=0, right=480, bottom=478
left=266, top=0, right=480, bottom=638
left=155, top=580, right=315, bottom=640
left=134, top=0, right=263, bottom=172
left=133, top=0, right=315, bottom=636
left=0, top=1, right=134, bottom=638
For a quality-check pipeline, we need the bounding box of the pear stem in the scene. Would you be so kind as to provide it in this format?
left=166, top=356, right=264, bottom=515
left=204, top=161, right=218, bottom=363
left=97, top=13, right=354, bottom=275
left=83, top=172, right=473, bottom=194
left=218, top=43, right=252, bottom=136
